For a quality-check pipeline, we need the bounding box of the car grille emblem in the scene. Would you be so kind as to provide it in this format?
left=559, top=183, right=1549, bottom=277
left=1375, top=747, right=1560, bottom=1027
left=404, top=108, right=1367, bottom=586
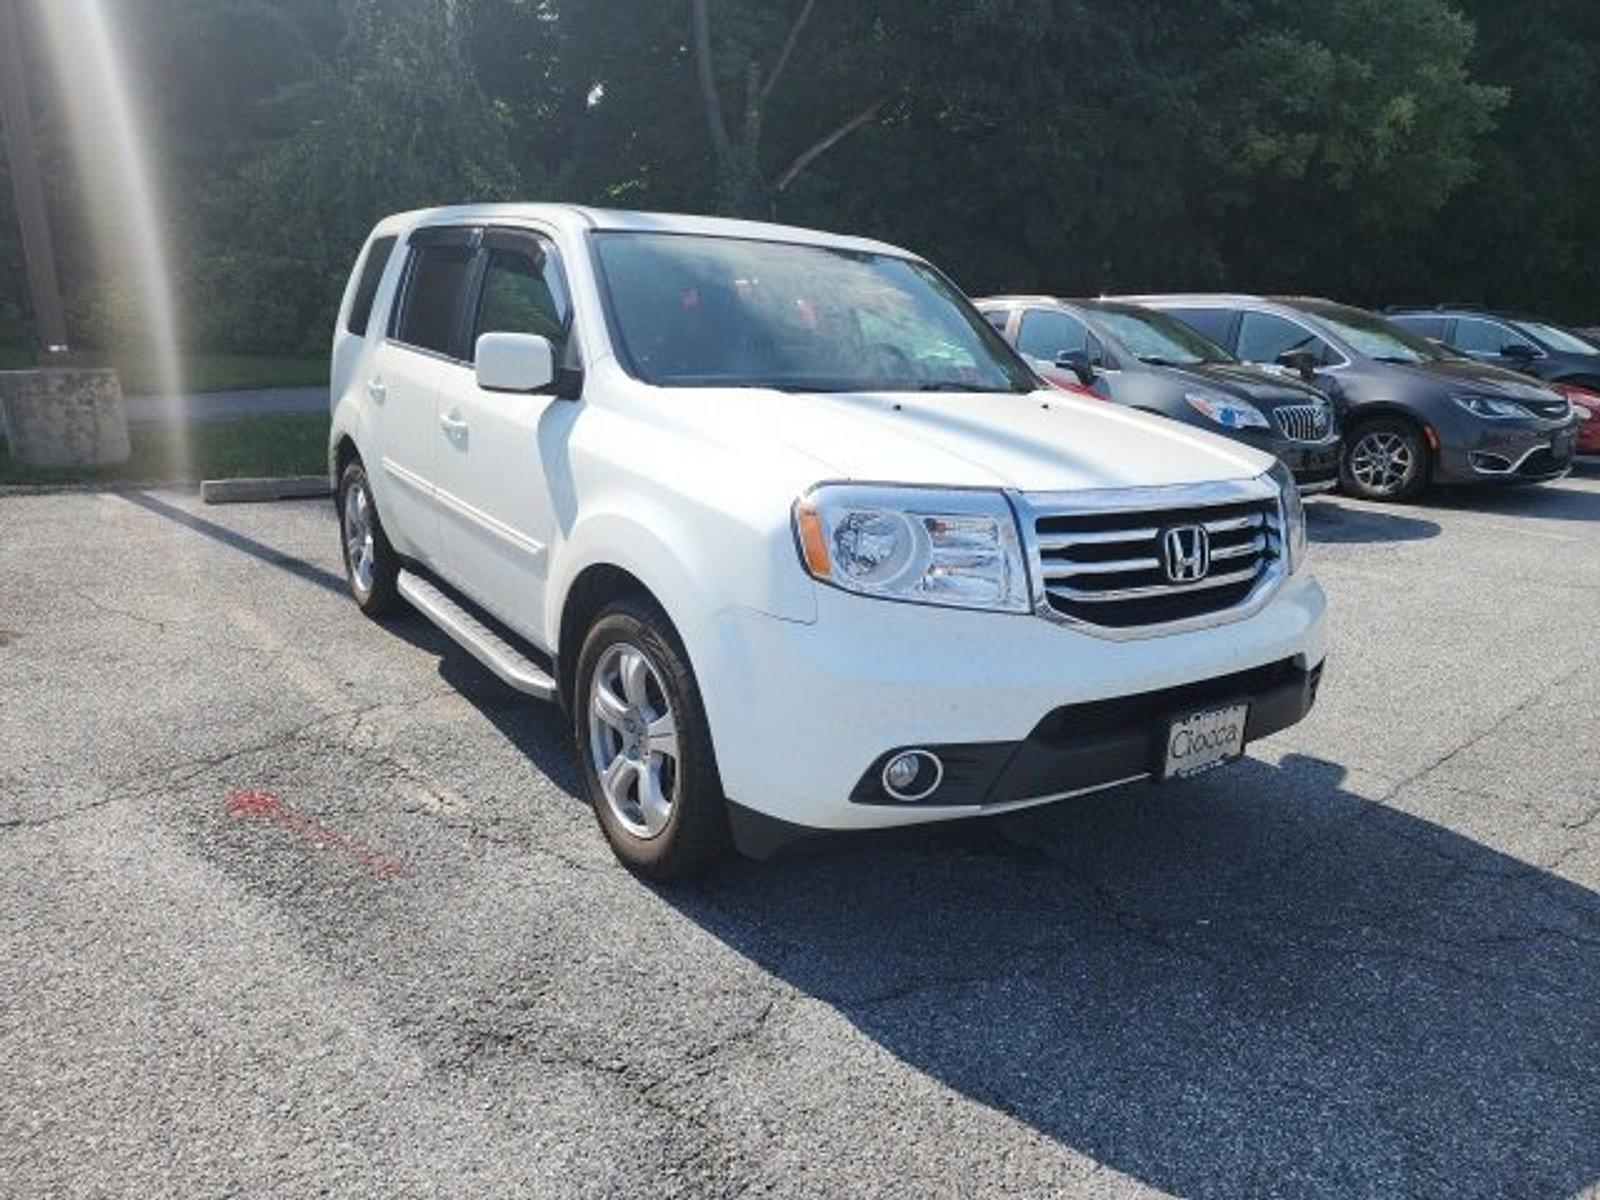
left=1162, top=525, right=1210, bottom=583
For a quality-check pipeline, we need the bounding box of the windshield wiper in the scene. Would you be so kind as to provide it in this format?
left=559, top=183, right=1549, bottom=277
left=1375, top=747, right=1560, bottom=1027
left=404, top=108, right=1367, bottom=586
left=914, top=381, right=1018, bottom=393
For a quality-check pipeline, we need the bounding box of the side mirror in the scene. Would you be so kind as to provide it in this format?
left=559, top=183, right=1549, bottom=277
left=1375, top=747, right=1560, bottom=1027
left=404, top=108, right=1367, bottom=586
left=1277, top=350, right=1319, bottom=381
left=1501, top=342, right=1537, bottom=362
left=476, top=332, right=555, bottom=393
left=1056, top=349, right=1097, bottom=386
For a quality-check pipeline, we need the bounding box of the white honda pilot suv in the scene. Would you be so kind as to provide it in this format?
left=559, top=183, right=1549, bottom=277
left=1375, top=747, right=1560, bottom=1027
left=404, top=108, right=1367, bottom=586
left=330, top=205, right=1327, bottom=878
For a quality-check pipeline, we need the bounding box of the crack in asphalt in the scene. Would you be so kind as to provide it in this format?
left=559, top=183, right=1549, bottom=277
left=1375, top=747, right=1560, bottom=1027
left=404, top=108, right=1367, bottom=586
left=71, top=588, right=169, bottom=633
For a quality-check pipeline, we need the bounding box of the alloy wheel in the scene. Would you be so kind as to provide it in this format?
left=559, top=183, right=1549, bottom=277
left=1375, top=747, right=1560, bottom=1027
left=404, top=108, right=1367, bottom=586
left=587, top=642, right=680, bottom=839
left=343, top=481, right=376, bottom=596
left=1348, top=430, right=1415, bottom=495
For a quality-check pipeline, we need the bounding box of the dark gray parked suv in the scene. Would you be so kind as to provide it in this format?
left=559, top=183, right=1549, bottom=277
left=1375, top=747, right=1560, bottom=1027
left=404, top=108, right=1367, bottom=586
left=1124, top=295, right=1579, bottom=501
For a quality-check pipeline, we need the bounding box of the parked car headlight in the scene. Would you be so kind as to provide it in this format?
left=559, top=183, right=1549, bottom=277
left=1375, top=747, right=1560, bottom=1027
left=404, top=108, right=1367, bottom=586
left=1184, top=392, right=1270, bottom=430
left=1269, top=463, right=1306, bottom=574
left=1452, top=393, right=1535, bottom=420
left=794, top=485, right=1030, bottom=612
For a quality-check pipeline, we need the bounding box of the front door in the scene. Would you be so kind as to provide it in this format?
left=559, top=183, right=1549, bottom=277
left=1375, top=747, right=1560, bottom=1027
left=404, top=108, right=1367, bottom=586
left=433, top=228, right=576, bottom=648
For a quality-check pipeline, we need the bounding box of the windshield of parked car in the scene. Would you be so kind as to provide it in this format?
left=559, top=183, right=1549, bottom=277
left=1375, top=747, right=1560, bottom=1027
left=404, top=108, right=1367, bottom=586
left=592, top=232, right=1037, bottom=393
left=1513, top=320, right=1599, bottom=354
left=1081, top=303, right=1233, bottom=366
left=1292, top=301, right=1444, bottom=364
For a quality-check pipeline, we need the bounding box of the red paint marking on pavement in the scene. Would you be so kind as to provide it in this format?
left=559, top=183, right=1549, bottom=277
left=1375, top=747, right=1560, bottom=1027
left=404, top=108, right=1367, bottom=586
left=224, top=789, right=406, bottom=879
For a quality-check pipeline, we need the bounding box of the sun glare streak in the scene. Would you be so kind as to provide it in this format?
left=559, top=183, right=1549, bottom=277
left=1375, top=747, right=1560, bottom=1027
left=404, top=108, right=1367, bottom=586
left=35, top=0, right=187, bottom=472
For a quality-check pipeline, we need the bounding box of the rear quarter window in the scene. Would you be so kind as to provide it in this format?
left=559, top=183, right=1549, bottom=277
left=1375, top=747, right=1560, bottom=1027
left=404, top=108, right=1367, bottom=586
left=346, top=236, right=397, bottom=336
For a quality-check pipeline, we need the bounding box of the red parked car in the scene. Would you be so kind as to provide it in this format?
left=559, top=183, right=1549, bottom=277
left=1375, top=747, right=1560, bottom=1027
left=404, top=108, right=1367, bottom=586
left=1553, top=382, right=1600, bottom=460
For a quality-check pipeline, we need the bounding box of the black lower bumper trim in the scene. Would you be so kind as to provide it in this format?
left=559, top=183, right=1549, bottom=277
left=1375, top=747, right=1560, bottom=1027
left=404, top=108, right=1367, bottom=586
left=851, top=658, right=1324, bottom=808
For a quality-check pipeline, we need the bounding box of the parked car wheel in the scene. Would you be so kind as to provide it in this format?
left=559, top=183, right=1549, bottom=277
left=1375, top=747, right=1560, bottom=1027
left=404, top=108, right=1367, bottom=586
left=574, top=597, right=730, bottom=879
left=337, top=461, right=401, bottom=616
left=1340, top=418, right=1428, bottom=501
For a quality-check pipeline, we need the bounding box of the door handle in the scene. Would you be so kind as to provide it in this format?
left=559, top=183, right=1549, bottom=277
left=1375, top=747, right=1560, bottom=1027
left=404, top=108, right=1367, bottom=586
left=366, top=377, right=387, bottom=404
left=439, top=411, right=469, bottom=438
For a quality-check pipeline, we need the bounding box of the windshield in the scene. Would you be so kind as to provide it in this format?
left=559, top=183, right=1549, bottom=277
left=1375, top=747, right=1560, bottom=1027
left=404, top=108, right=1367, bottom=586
left=1514, top=320, right=1599, bottom=354
left=1082, top=304, right=1232, bottom=366
left=592, top=232, right=1036, bottom=393
left=1295, top=302, right=1444, bottom=364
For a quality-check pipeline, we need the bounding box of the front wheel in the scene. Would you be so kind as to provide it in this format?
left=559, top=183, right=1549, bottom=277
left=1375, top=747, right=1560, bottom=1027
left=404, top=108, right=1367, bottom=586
left=573, top=597, right=731, bottom=879
left=1340, top=418, right=1429, bottom=502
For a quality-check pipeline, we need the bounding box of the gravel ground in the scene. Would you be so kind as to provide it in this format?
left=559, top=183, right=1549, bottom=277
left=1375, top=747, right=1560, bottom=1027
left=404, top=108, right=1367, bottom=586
left=1, top=475, right=1597, bottom=1199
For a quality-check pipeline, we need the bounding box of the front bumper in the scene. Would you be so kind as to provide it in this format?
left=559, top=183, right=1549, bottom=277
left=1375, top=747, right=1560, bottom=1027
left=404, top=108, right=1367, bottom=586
left=849, top=656, right=1323, bottom=808
left=1432, top=414, right=1579, bottom=483
left=1226, top=428, right=1340, bottom=492
left=694, top=571, right=1328, bottom=833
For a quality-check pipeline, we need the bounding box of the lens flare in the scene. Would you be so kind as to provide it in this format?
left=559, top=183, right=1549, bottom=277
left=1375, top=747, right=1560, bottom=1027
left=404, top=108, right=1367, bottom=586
left=35, top=0, right=186, bottom=473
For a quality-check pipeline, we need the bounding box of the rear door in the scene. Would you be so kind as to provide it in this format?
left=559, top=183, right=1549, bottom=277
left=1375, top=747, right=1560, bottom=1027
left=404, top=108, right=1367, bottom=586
left=432, top=227, right=576, bottom=647
left=369, top=226, right=480, bottom=568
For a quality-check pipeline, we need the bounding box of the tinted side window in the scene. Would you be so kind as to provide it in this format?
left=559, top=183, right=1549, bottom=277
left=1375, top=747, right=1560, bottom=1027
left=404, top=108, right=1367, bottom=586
left=1394, top=314, right=1447, bottom=340
left=395, top=242, right=476, bottom=356
left=1238, top=312, right=1333, bottom=365
left=1017, top=309, right=1093, bottom=361
left=347, top=236, right=397, bottom=336
left=982, top=309, right=1009, bottom=332
left=472, top=242, right=571, bottom=362
left=1164, top=307, right=1233, bottom=346
left=1452, top=316, right=1535, bottom=356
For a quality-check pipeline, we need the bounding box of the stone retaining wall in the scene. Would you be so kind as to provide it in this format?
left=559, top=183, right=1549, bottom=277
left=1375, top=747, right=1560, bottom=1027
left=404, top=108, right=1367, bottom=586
left=0, top=368, right=130, bottom=467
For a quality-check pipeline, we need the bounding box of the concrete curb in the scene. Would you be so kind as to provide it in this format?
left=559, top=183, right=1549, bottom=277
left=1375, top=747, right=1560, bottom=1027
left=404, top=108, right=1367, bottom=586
left=200, top=475, right=330, bottom=505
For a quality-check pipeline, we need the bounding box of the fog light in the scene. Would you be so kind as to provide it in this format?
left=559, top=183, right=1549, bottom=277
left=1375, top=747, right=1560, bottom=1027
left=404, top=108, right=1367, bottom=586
left=881, top=749, right=943, bottom=801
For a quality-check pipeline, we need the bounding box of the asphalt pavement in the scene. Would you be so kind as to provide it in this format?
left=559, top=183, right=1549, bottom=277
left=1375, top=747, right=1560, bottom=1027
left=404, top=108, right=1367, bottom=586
left=1, top=475, right=1597, bottom=1198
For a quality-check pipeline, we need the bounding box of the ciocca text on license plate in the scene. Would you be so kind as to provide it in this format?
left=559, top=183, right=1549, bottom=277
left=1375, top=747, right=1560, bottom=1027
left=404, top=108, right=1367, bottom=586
left=1163, top=703, right=1249, bottom=779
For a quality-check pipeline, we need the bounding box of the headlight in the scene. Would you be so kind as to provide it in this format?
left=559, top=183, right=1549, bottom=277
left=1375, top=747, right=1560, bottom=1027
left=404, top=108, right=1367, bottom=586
left=1268, top=462, right=1306, bottom=574
left=1452, top=393, right=1534, bottom=420
left=794, top=485, right=1030, bottom=612
left=1184, top=392, right=1270, bottom=430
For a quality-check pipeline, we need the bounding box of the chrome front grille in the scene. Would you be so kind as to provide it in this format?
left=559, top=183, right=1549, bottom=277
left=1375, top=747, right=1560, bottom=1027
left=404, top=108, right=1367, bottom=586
left=1272, top=403, right=1332, bottom=443
left=1026, top=485, right=1285, bottom=633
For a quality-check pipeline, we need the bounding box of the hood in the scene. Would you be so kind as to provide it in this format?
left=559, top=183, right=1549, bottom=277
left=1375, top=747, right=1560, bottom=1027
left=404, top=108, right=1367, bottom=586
left=770, top=388, right=1271, bottom=492
left=1154, top=361, right=1328, bottom=408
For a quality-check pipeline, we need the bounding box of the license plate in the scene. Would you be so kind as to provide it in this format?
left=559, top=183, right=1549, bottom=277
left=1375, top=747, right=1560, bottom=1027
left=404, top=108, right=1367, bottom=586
left=1162, top=703, right=1249, bottom=780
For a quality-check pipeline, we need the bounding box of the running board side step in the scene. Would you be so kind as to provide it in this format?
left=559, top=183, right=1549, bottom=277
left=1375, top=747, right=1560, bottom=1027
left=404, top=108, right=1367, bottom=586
left=397, top=570, right=558, bottom=700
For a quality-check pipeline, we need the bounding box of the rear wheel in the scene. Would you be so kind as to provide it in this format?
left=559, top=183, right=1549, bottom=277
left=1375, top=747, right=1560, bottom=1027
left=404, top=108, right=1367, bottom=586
left=337, top=461, right=401, bottom=616
left=574, top=597, right=731, bottom=879
left=1340, top=418, right=1428, bottom=502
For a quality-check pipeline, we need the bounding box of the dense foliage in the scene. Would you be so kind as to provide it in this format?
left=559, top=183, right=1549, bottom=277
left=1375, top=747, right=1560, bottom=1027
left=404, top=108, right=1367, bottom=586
left=1, top=0, right=1597, bottom=358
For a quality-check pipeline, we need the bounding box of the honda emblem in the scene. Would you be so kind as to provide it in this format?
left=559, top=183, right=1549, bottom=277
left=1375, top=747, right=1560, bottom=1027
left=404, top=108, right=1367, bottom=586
left=1162, top=525, right=1210, bottom=583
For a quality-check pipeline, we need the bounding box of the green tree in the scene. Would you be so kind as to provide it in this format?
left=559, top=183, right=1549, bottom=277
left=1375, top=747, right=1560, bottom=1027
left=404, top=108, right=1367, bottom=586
left=222, top=0, right=522, bottom=349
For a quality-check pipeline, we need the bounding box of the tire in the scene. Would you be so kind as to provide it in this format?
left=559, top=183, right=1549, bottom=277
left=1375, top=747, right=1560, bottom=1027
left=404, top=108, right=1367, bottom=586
left=573, top=596, right=731, bottom=879
left=1339, top=417, right=1429, bottom=502
left=337, top=461, right=401, bottom=617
